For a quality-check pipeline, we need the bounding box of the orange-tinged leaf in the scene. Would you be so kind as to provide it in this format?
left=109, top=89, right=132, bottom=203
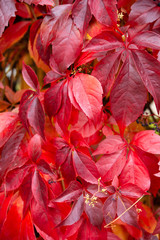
left=111, top=224, right=129, bottom=240
left=137, top=202, right=157, bottom=233
left=0, top=21, right=30, bottom=53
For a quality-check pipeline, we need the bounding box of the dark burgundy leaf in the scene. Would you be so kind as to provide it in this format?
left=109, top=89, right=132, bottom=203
left=131, top=50, right=160, bottom=113
left=84, top=197, right=103, bottom=228
left=40, top=4, right=72, bottom=50
left=88, top=0, right=117, bottom=27
left=59, top=194, right=84, bottom=226
left=44, top=81, right=64, bottom=117
left=110, top=51, right=147, bottom=132
left=73, top=150, right=100, bottom=184
left=27, top=96, right=45, bottom=139
left=19, top=90, right=35, bottom=132
left=92, top=51, right=122, bottom=94
left=103, top=194, right=117, bottom=225
left=129, top=0, right=160, bottom=26
left=117, top=195, right=139, bottom=228
left=56, top=81, right=72, bottom=131
left=37, top=159, right=55, bottom=177
left=20, top=173, right=33, bottom=218
left=31, top=169, right=48, bottom=208
left=50, top=17, right=82, bottom=73
left=72, top=0, right=92, bottom=34
left=54, top=181, right=82, bottom=202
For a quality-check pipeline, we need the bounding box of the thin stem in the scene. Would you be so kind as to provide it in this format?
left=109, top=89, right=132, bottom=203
left=104, top=195, right=144, bottom=228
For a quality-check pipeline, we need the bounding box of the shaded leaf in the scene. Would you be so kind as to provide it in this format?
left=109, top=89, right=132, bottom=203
left=59, top=194, right=84, bottom=226
left=28, top=134, right=42, bottom=162
left=32, top=169, right=48, bottom=208
left=110, top=51, right=147, bottom=132
left=73, top=150, right=100, bottom=184
left=54, top=181, right=82, bottom=202
left=27, top=96, right=45, bottom=139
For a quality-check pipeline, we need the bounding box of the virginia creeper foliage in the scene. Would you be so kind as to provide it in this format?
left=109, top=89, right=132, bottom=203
left=0, top=0, right=160, bottom=239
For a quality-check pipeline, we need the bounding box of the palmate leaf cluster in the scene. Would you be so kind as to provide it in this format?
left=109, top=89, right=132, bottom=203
left=0, top=0, right=160, bottom=239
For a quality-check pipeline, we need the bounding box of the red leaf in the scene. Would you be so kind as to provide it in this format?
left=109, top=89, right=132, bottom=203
left=20, top=0, right=54, bottom=5
left=88, top=0, right=117, bottom=27
left=110, top=51, right=147, bottom=132
left=117, top=195, right=139, bottom=228
left=0, top=195, right=24, bottom=239
left=28, top=134, right=42, bottom=162
left=0, top=127, right=26, bottom=179
left=4, top=165, right=31, bottom=192
left=40, top=4, right=72, bottom=50
left=0, top=192, right=13, bottom=232
left=50, top=17, right=82, bottom=73
left=134, top=147, right=160, bottom=196
left=92, top=51, right=122, bottom=94
left=120, top=183, right=146, bottom=198
left=128, top=0, right=160, bottom=26
left=31, top=199, right=61, bottom=240
left=19, top=90, right=35, bottom=132
left=61, top=150, right=76, bottom=183
left=56, top=81, right=72, bottom=132
left=73, top=150, right=100, bottom=184
left=44, top=81, right=64, bottom=117
left=32, top=169, right=48, bottom=208
left=119, top=150, right=150, bottom=191
left=37, top=159, right=55, bottom=177
left=19, top=211, right=36, bottom=240
left=27, top=96, right=45, bottom=139
left=22, top=63, right=39, bottom=92
left=20, top=173, right=33, bottom=218
left=72, top=0, right=92, bottom=34
left=54, top=180, right=82, bottom=202
left=59, top=194, right=84, bottom=226
left=84, top=197, right=103, bottom=228
left=68, top=73, right=103, bottom=124
left=103, top=194, right=117, bottom=224
left=132, top=130, right=160, bottom=154
left=96, top=148, right=127, bottom=182
left=131, top=50, right=160, bottom=112
left=0, top=112, right=18, bottom=147
left=93, top=135, right=126, bottom=155
left=0, top=21, right=30, bottom=54
left=130, top=31, right=160, bottom=50
left=0, top=0, right=16, bottom=37
left=83, top=31, right=124, bottom=53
